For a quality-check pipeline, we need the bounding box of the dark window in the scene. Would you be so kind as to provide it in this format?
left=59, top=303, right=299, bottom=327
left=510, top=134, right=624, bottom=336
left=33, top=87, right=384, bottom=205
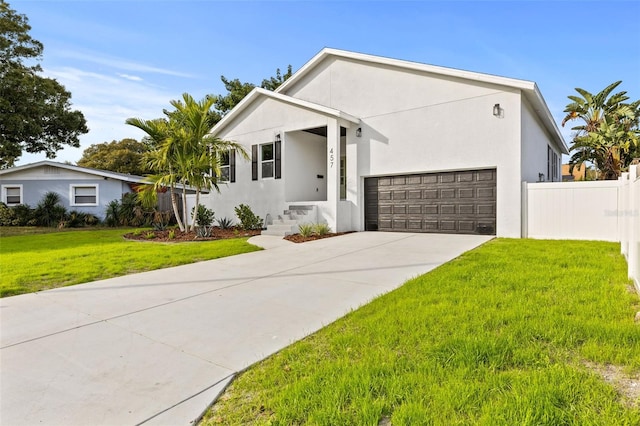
left=261, top=143, right=274, bottom=178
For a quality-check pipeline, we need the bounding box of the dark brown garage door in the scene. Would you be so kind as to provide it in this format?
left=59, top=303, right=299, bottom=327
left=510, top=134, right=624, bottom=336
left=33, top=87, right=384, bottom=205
left=365, top=169, right=496, bottom=235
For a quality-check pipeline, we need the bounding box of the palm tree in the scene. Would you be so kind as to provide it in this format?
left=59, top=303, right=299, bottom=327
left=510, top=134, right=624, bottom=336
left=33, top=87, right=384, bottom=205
left=127, top=94, right=248, bottom=232
left=125, top=117, right=187, bottom=231
left=563, top=81, right=639, bottom=180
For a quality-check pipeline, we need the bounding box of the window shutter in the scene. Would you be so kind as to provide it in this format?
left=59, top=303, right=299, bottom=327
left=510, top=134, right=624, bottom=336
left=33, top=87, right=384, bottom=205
left=275, top=139, right=282, bottom=179
left=251, top=145, right=258, bottom=181
left=230, top=149, right=236, bottom=183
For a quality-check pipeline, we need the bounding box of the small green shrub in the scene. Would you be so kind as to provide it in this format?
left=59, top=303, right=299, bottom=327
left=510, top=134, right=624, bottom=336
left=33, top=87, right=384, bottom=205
left=12, top=204, right=35, bottom=226
left=168, top=229, right=176, bottom=239
left=132, top=228, right=143, bottom=236
left=192, top=204, right=215, bottom=227
left=217, top=217, right=235, bottom=229
left=144, top=231, right=156, bottom=240
left=298, top=223, right=315, bottom=238
left=314, top=223, right=331, bottom=236
left=234, top=204, right=263, bottom=230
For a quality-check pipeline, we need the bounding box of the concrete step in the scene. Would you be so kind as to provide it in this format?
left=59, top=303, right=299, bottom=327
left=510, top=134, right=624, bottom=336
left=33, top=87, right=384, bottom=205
left=263, top=223, right=299, bottom=237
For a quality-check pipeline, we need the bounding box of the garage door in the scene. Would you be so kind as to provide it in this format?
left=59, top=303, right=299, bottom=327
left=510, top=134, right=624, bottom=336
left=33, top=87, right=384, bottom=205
left=364, top=169, right=496, bottom=235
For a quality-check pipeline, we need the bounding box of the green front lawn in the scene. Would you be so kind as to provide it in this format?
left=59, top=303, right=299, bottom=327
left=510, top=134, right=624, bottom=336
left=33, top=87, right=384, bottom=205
left=203, top=239, right=640, bottom=425
left=0, top=228, right=261, bottom=297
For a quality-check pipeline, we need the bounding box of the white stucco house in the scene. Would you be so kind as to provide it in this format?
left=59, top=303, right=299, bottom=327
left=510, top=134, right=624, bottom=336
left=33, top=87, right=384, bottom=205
left=0, top=161, right=146, bottom=220
left=202, top=48, right=568, bottom=237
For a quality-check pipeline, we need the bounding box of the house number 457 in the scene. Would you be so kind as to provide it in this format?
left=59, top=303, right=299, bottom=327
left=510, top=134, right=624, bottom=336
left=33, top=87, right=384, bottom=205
left=329, top=148, right=334, bottom=168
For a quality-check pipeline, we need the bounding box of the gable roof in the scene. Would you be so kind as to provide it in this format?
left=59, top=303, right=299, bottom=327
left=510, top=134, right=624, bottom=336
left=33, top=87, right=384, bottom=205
left=211, top=87, right=360, bottom=136
left=0, top=161, right=147, bottom=183
left=276, top=48, right=568, bottom=154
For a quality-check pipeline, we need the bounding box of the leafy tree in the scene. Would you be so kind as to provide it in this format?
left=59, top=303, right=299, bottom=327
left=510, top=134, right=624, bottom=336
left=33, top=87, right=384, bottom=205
left=0, top=1, right=88, bottom=168
left=563, top=81, right=639, bottom=180
left=214, top=65, right=292, bottom=116
left=77, top=138, right=151, bottom=175
left=127, top=93, right=248, bottom=232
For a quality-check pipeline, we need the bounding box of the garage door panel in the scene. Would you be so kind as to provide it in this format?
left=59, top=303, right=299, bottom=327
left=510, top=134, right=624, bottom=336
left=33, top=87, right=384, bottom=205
left=365, top=168, right=496, bottom=235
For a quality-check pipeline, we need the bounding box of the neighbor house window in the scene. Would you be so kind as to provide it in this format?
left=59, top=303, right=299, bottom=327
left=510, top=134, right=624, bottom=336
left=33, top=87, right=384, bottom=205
left=261, top=143, right=274, bottom=178
left=2, top=185, right=22, bottom=205
left=70, top=185, right=98, bottom=206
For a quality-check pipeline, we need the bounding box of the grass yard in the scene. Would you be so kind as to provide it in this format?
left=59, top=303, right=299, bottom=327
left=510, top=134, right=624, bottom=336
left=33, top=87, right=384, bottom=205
left=0, top=228, right=261, bottom=297
left=203, top=239, right=640, bottom=425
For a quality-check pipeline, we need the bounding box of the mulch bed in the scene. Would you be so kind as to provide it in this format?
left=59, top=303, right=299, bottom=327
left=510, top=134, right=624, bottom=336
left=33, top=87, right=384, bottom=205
left=123, top=227, right=261, bottom=242
left=284, top=231, right=354, bottom=243
left=124, top=227, right=354, bottom=243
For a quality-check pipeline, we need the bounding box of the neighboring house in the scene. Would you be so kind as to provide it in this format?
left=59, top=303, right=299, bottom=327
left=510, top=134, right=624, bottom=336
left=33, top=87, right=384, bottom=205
left=0, top=161, right=146, bottom=220
left=562, top=163, right=593, bottom=181
left=205, top=48, right=568, bottom=237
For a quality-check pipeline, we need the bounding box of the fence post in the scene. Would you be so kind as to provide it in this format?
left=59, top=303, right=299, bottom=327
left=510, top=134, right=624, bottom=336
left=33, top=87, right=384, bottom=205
left=620, top=173, right=629, bottom=257
left=627, top=165, right=639, bottom=290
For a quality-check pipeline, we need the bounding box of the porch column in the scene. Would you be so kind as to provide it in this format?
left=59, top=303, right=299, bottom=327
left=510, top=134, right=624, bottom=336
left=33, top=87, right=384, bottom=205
left=326, top=118, right=340, bottom=232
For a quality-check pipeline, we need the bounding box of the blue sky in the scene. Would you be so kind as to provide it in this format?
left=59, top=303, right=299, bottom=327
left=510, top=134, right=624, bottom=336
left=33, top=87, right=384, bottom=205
left=13, top=0, right=640, bottom=165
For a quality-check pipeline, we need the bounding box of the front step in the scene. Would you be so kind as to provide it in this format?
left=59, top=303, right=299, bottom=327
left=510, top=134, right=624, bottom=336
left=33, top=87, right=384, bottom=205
left=264, top=205, right=316, bottom=237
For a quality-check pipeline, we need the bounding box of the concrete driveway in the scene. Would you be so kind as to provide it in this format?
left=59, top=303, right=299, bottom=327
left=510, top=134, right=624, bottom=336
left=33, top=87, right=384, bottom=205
left=0, top=232, right=491, bottom=425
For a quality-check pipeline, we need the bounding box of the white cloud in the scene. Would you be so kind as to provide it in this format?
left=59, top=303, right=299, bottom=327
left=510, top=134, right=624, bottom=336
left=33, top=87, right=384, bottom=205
left=16, top=66, right=184, bottom=166
left=55, top=49, right=195, bottom=79
left=117, top=73, right=143, bottom=82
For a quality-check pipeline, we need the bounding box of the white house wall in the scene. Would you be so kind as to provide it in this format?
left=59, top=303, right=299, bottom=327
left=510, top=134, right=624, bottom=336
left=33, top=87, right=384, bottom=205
left=212, top=96, right=339, bottom=224
left=283, top=56, right=527, bottom=237
left=521, top=98, right=560, bottom=183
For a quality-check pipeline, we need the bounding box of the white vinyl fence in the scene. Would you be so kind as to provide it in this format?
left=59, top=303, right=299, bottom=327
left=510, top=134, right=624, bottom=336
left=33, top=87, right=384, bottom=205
left=523, top=165, right=639, bottom=291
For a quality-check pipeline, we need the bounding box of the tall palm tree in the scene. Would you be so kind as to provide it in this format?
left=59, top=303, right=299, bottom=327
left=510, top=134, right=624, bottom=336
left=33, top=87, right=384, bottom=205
left=563, top=81, right=639, bottom=180
left=127, top=93, right=248, bottom=232
left=125, top=117, right=188, bottom=231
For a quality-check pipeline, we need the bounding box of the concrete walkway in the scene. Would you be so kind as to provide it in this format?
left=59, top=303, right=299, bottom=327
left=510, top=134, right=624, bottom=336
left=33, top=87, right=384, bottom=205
left=0, top=232, right=491, bottom=425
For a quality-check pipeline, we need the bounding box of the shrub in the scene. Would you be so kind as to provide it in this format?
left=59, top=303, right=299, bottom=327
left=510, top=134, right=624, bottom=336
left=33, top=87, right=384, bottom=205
left=104, top=200, right=121, bottom=227
left=168, top=229, right=176, bottom=240
left=314, top=223, right=331, bottom=236
left=33, top=192, right=66, bottom=227
left=152, top=210, right=171, bottom=231
left=132, top=228, right=142, bottom=236
left=144, top=231, right=156, bottom=239
left=64, top=210, right=88, bottom=228
left=119, top=192, right=147, bottom=227
left=12, top=204, right=35, bottom=226
left=234, top=204, right=263, bottom=230
left=298, top=223, right=315, bottom=238
left=0, top=203, right=15, bottom=226
left=217, top=217, right=235, bottom=229
left=192, top=204, right=215, bottom=227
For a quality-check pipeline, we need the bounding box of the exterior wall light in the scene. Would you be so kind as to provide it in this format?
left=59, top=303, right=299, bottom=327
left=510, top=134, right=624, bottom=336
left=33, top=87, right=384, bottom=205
left=355, top=127, right=362, bottom=137
left=493, top=103, right=501, bottom=117
left=275, top=133, right=281, bottom=142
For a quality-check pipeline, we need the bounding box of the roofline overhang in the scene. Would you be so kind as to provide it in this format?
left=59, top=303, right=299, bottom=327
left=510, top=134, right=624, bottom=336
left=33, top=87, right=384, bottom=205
left=0, top=160, right=147, bottom=183
left=210, top=87, right=360, bottom=137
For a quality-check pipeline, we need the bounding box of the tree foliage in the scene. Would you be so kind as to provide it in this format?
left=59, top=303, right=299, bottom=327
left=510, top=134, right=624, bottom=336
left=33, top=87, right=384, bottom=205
left=563, top=81, right=640, bottom=180
left=77, top=138, right=151, bottom=175
left=127, top=93, right=248, bottom=232
left=214, top=65, right=292, bottom=116
left=0, top=0, right=88, bottom=168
